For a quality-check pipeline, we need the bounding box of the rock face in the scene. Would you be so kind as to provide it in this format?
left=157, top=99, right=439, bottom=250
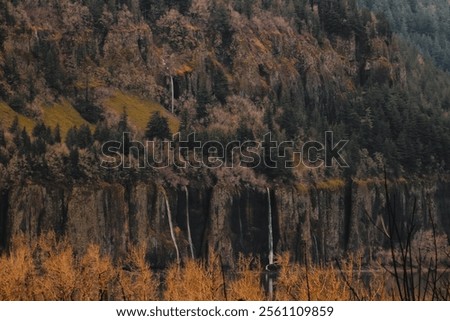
left=0, top=180, right=449, bottom=267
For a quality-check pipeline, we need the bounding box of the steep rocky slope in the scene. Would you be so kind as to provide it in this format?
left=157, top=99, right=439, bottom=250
left=2, top=179, right=448, bottom=267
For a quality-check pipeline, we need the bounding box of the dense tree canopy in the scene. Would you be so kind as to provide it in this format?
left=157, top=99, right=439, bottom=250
left=358, top=0, right=450, bottom=71
left=0, top=0, right=449, bottom=184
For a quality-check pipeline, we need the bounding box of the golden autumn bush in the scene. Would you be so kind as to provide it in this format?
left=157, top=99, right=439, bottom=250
left=0, top=234, right=448, bottom=301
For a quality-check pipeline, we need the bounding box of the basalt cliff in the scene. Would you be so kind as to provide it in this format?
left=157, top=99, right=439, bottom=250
left=1, top=1, right=450, bottom=266
left=1, top=178, right=449, bottom=267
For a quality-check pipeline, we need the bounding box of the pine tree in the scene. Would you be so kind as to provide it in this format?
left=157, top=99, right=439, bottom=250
left=32, top=122, right=50, bottom=140
left=18, top=128, right=31, bottom=155
left=118, top=108, right=130, bottom=155
left=281, top=104, right=301, bottom=140
left=94, top=121, right=112, bottom=143
left=264, top=105, right=275, bottom=133
left=196, top=79, right=210, bottom=119
left=32, top=138, right=47, bottom=156
left=77, top=124, right=93, bottom=149
left=0, top=128, right=5, bottom=147
left=9, top=116, right=19, bottom=133
left=54, top=124, right=61, bottom=144
left=66, top=127, right=78, bottom=150
left=69, top=148, right=81, bottom=179
left=235, top=0, right=254, bottom=19
left=210, top=1, right=234, bottom=65
left=145, top=112, right=172, bottom=140
left=31, top=122, right=53, bottom=151
left=118, top=107, right=129, bottom=133
left=212, top=66, right=229, bottom=104
left=236, top=121, right=254, bottom=142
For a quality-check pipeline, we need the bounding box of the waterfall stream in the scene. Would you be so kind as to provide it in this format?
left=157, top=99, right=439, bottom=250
left=184, top=186, right=195, bottom=259
left=170, top=75, right=175, bottom=113
left=267, top=187, right=274, bottom=300
left=161, top=187, right=180, bottom=266
left=267, top=187, right=274, bottom=265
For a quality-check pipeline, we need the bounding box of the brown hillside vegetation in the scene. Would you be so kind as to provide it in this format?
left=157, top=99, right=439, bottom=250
left=0, top=233, right=449, bottom=301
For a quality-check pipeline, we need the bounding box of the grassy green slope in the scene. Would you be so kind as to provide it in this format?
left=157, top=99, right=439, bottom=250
left=0, top=102, right=35, bottom=132
left=104, top=91, right=180, bottom=135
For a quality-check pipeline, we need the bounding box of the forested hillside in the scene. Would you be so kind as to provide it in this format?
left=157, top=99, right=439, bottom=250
left=358, top=0, right=450, bottom=71
left=0, top=0, right=449, bottom=186
left=2, top=0, right=450, bottom=285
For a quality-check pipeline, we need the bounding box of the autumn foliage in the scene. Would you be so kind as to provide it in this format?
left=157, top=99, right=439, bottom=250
left=1, top=234, right=448, bottom=301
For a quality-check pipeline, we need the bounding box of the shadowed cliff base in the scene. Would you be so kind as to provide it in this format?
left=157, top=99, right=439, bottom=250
left=0, top=178, right=449, bottom=268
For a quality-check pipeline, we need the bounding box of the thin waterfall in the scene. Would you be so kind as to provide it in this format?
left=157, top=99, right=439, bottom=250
left=161, top=187, right=180, bottom=266
left=267, top=187, right=274, bottom=301
left=267, top=187, right=274, bottom=265
left=184, top=186, right=195, bottom=259
left=170, top=75, right=175, bottom=113
left=238, top=206, right=244, bottom=248
left=313, top=234, right=319, bottom=264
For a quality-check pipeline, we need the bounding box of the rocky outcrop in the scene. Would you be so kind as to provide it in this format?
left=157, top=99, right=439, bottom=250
left=0, top=179, right=448, bottom=267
